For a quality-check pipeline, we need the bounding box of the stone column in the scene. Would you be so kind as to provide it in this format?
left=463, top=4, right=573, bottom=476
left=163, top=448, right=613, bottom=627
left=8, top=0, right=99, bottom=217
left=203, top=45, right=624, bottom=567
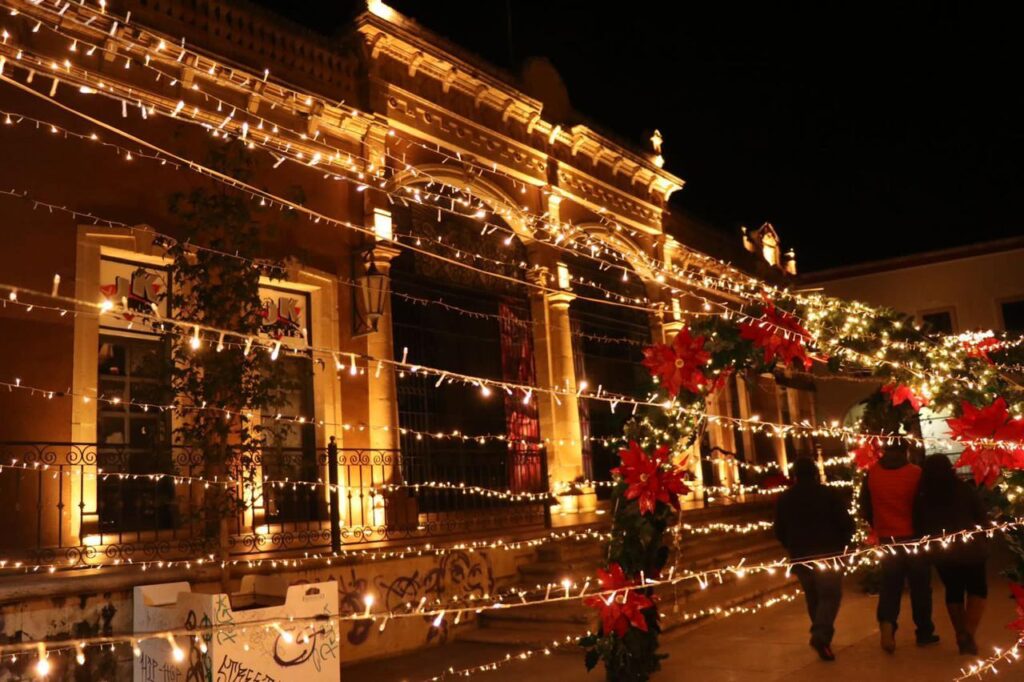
left=527, top=265, right=584, bottom=492
left=733, top=375, right=757, bottom=467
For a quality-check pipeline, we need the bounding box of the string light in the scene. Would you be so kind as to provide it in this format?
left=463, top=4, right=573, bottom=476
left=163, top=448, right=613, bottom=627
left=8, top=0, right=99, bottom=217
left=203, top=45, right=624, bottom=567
left=955, top=638, right=1024, bottom=680
left=0, top=89, right=1018, bottom=395
left=0, top=521, right=1011, bottom=666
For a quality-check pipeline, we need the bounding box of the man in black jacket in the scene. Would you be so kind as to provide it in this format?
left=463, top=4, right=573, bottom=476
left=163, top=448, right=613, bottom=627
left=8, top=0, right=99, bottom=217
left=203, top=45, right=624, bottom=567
left=774, top=458, right=856, bottom=661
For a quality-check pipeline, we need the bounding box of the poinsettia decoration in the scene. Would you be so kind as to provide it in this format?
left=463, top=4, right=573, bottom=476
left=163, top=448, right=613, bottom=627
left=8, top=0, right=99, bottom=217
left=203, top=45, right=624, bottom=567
left=963, top=337, right=1002, bottom=365
left=1009, top=583, right=1024, bottom=633
left=584, top=563, right=655, bottom=638
left=950, top=397, right=1024, bottom=487
left=739, top=304, right=814, bottom=370
left=612, top=442, right=690, bottom=515
left=851, top=441, right=882, bottom=470
left=641, top=328, right=711, bottom=397
left=880, top=383, right=928, bottom=413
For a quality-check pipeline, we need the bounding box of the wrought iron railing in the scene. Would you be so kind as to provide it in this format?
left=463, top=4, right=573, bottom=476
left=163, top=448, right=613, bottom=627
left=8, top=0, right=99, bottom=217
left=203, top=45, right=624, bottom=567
left=0, top=441, right=548, bottom=567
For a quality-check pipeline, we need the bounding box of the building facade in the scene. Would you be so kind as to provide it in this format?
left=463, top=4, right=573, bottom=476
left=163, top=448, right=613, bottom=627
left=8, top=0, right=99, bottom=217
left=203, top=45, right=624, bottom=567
left=802, top=237, right=1024, bottom=458
left=0, top=0, right=814, bottom=669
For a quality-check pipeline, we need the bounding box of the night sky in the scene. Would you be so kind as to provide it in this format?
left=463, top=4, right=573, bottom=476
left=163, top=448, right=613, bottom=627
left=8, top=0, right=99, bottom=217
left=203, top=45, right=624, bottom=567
left=255, top=1, right=1023, bottom=271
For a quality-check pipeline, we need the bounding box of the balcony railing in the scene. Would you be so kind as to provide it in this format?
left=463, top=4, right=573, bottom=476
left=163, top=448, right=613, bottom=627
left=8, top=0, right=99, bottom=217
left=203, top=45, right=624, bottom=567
left=0, top=441, right=548, bottom=568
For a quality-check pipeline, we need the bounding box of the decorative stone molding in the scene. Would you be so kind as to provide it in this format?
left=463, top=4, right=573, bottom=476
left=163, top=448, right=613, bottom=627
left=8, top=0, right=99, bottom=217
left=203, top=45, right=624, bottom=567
left=354, top=6, right=683, bottom=207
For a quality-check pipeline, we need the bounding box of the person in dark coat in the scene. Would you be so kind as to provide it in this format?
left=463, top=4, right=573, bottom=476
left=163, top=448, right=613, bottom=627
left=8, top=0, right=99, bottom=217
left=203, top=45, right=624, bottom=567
left=774, top=458, right=856, bottom=661
left=914, top=455, right=990, bottom=655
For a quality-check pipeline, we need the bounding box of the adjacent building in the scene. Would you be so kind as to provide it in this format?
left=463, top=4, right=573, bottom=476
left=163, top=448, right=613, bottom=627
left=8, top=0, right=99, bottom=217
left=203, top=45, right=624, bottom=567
left=802, top=236, right=1024, bottom=458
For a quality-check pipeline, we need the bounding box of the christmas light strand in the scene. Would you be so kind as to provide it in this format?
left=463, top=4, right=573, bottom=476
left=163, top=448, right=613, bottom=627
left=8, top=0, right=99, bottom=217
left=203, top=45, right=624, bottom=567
left=0, top=521, right=1017, bottom=664
left=0, top=186, right=642, bottom=348
left=7, top=1, right=756, bottom=308
left=7, top=1, right=1024, bottom=374
left=954, top=637, right=1024, bottom=680
left=0, top=89, right=1009, bottom=394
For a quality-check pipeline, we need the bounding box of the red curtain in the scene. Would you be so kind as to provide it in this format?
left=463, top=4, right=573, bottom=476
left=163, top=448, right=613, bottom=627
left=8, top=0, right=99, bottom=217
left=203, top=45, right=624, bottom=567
left=498, top=302, right=543, bottom=492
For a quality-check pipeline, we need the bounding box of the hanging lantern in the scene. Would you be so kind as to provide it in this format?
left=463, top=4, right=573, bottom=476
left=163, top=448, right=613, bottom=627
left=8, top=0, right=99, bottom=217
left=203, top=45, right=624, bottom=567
left=355, top=258, right=389, bottom=334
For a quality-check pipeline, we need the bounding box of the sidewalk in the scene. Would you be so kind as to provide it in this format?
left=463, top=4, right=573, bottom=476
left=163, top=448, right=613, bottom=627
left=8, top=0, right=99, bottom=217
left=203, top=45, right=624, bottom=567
left=346, top=573, right=1021, bottom=681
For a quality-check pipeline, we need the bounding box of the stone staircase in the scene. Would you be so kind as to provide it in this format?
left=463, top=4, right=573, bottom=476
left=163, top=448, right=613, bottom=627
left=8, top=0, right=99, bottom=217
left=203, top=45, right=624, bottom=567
left=458, top=499, right=795, bottom=649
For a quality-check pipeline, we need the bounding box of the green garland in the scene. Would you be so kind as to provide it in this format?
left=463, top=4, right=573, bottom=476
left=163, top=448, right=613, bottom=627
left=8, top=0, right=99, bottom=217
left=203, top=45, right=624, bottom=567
left=581, top=297, right=1024, bottom=680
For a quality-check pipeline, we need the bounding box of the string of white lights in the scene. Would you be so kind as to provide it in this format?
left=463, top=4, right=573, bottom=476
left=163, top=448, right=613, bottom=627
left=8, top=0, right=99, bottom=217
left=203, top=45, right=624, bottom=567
left=0, top=93, right=994, bottom=390
left=8, top=0, right=1024, bottom=370
left=9, top=1, right=759, bottom=310
left=0, top=186, right=644, bottom=348
left=0, top=520, right=1016, bottom=665
left=0, top=514, right=781, bottom=577
left=954, top=637, right=1024, bottom=680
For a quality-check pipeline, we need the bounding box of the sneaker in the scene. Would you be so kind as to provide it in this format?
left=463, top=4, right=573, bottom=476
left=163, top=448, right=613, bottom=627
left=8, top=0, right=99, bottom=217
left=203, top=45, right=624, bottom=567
left=916, top=633, right=940, bottom=647
left=810, top=639, right=836, bottom=662
left=880, top=622, right=896, bottom=653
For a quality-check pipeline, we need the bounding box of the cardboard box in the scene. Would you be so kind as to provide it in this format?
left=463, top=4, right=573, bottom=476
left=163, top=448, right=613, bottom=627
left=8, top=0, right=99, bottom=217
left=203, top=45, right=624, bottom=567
left=133, top=576, right=340, bottom=682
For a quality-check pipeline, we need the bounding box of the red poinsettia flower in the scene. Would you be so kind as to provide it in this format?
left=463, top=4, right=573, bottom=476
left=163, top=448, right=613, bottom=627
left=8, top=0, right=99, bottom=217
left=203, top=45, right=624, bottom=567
left=851, top=441, right=882, bottom=471
left=739, top=304, right=814, bottom=371
left=1008, top=583, right=1024, bottom=633
left=611, top=442, right=690, bottom=515
left=583, top=563, right=655, bottom=638
left=950, top=398, right=1024, bottom=487
left=963, top=337, right=1002, bottom=365
left=641, top=328, right=712, bottom=397
left=881, top=383, right=928, bottom=413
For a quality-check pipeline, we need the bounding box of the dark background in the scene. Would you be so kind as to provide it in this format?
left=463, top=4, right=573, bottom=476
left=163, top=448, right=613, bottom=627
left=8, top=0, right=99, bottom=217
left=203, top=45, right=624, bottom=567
left=254, top=1, right=1023, bottom=271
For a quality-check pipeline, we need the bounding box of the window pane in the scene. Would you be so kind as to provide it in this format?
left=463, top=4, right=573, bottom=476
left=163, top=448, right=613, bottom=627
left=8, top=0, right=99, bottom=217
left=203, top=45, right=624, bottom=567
left=130, top=344, right=164, bottom=378
left=99, top=417, right=126, bottom=445
left=99, top=379, right=127, bottom=409
left=99, top=342, right=126, bottom=376
left=1003, top=300, right=1024, bottom=332
left=129, top=419, right=162, bottom=451
left=921, top=311, right=954, bottom=334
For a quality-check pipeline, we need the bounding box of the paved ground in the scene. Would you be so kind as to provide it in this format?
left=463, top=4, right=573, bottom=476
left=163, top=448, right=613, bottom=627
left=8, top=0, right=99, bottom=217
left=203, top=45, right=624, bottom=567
left=347, top=571, right=1020, bottom=681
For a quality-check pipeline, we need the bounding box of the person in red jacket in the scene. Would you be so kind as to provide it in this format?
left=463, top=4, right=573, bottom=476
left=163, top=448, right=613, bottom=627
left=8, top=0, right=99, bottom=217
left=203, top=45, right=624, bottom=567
left=859, top=444, right=938, bottom=652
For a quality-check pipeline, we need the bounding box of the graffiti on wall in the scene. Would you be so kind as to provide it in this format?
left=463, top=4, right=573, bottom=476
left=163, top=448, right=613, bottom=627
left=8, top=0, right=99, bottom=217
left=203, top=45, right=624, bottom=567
left=373, top=551, right=495, bottom=644
left=0, top=598, right=121, bottom=679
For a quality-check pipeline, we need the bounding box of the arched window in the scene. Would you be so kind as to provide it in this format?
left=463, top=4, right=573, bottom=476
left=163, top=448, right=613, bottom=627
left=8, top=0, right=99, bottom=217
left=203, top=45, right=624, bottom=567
left=389, top=204, right=544, bottom=524
left=566, top=257, right=652, bottom=495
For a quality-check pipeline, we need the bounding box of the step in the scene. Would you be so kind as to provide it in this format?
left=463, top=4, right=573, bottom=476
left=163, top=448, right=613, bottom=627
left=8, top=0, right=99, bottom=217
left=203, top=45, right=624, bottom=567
left=518, top=558, right=603, bottom=580
left=456, top=625, right=587, bottom=649
left=460, top=553, right=794, bottom=649
left=675, top=538, right=781, bottom=571
left=479, top=602, right=593, bottom=628
left=537, top=540, right=606, bottom=563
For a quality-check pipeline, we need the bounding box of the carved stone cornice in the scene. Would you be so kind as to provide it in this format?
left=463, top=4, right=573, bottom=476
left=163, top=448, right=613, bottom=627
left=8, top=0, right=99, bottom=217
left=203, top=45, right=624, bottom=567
left=355, top=6, right=684, bottom=211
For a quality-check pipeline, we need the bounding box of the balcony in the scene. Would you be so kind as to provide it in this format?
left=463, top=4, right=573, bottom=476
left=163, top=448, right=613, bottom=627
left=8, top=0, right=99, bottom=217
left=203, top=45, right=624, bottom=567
left=0, top=441, right=548, bottom=571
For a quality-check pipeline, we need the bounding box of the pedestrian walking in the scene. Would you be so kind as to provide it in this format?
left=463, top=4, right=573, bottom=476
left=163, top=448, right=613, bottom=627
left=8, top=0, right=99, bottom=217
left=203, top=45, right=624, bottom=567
left=914, top=454, right=989, bottom=655
left=774, top=457, right=855, bottom=661
left=859, top=444, right=939, bottom=652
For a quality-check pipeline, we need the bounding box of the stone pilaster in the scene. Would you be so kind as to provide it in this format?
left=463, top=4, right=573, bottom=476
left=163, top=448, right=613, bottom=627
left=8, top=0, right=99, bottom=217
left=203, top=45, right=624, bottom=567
left=527, top=264, right=585, bottom=490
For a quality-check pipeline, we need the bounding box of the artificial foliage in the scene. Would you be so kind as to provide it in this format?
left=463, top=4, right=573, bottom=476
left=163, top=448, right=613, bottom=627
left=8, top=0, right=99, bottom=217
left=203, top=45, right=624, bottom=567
left=582, top=296, right=1024, bottom=679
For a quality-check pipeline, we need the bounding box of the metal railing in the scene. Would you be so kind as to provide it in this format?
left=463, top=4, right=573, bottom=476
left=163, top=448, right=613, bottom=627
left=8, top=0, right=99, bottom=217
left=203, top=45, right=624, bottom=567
left=0, top=441, right=548, bottom=567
